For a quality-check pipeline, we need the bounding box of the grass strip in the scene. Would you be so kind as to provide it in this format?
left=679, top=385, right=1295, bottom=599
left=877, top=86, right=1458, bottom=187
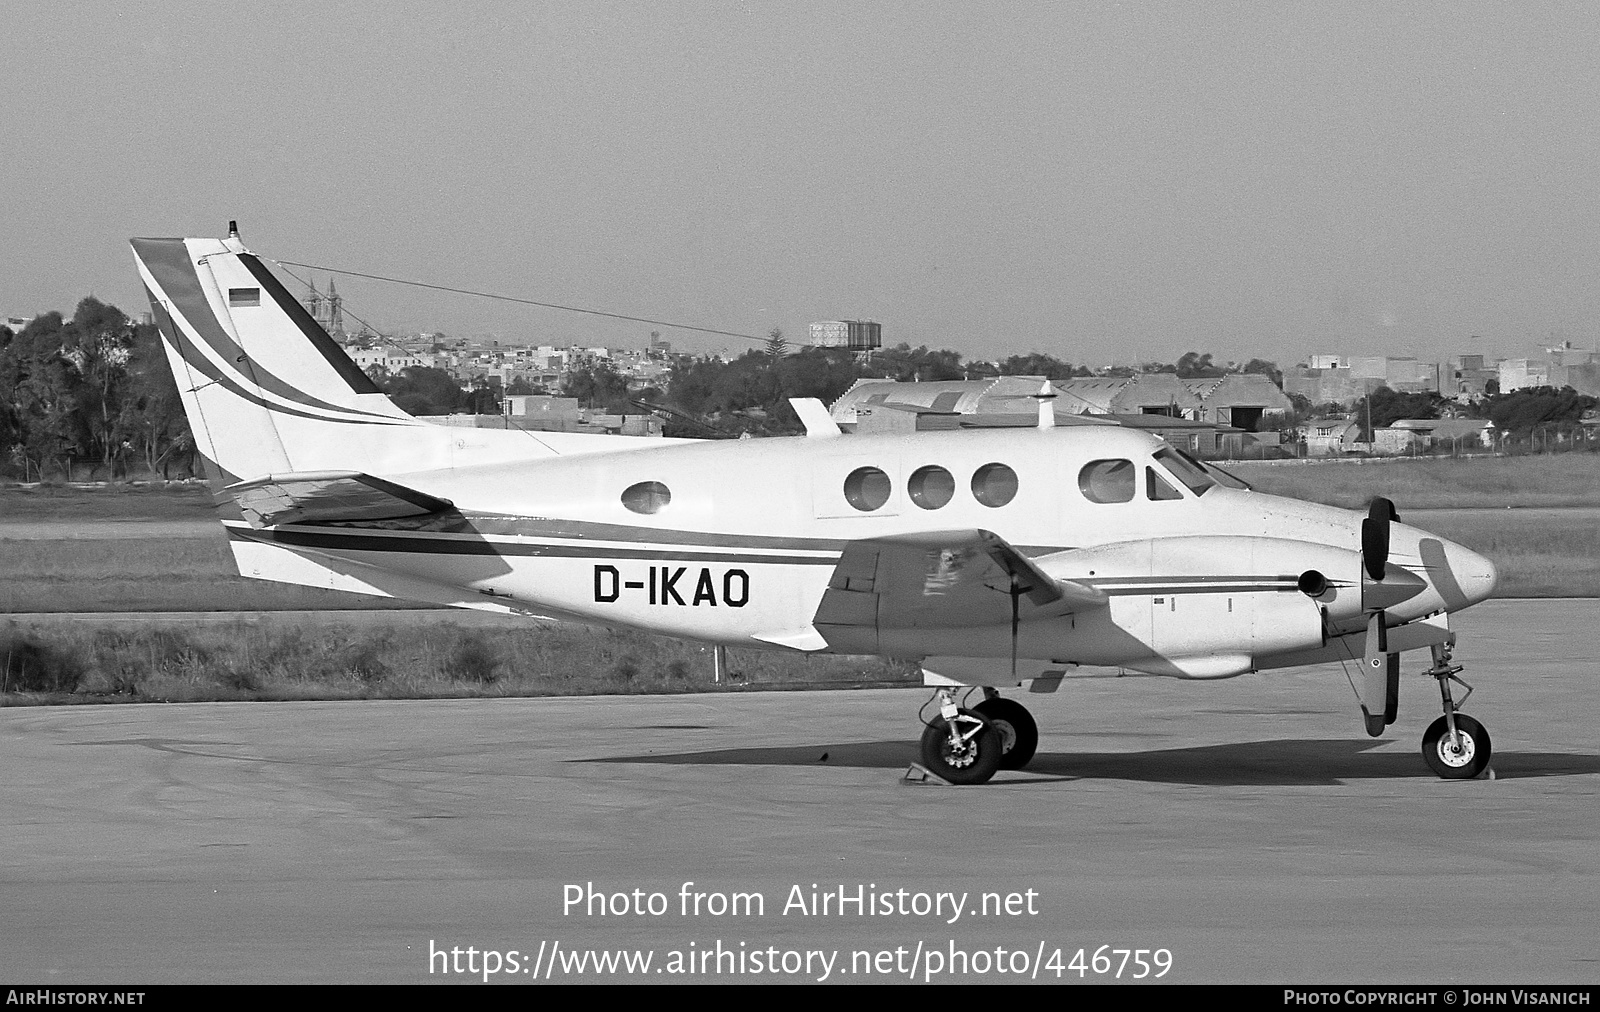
left=0, top=619, right=919, bottom=705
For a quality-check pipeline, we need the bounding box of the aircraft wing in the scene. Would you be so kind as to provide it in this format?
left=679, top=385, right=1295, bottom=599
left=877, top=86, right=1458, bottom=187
left=813, top=530, right=1105, bottom=648
left=225, top=471, right=454, bottom=528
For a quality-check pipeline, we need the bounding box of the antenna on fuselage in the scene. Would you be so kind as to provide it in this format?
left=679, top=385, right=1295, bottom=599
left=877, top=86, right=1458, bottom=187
left=1033, top=380, right=1057, bottom=429
left=1009, top=573, right=1022, bottom=681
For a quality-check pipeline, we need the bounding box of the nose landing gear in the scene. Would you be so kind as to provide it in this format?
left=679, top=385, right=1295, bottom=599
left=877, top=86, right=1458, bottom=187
left=1420, top=641, right=1492, bottom=779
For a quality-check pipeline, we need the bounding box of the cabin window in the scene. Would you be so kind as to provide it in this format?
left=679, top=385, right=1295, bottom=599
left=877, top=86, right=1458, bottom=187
left=1153, top=447, right=1216, bottom=496
left=843, top=467, right=892, bottom=512
left=907, top=465, right=955, bottom=510
left=1146, top=466, right=1183, bottom=501
left=970, top=463, right=1018, bottom=508
left=621, top=480, right=672, bottom=514
left=1078, top=459, right=1135, bottom=503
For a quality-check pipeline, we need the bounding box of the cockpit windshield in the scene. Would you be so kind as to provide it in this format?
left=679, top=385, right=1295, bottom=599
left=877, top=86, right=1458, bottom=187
left=1152, top=446, right=1216, bottom=496
left=1199, top=459, right=1253, bottom=490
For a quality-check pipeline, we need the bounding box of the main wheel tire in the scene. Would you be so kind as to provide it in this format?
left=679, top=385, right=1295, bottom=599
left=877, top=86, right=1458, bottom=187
left=973, top=697, right=1039, bottom=770
left=1421, top=713, right=1492, bottom=779
left=919, top=709, right=1004, bottom=785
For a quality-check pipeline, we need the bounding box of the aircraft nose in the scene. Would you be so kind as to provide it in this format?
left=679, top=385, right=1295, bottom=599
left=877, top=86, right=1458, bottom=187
left=1451, top=541, right=1498, bottom=604
left=1425, top=538, right=1498, bottom=608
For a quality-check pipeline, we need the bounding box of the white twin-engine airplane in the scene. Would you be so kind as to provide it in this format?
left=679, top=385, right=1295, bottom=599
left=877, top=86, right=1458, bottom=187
left=132, top=230, right=1500, bottom=785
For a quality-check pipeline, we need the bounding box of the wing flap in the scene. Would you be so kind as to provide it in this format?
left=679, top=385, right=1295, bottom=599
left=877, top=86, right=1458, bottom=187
left=813, top=530, right=1104, bottom=651
left=225, top=470, right=454, bottom=528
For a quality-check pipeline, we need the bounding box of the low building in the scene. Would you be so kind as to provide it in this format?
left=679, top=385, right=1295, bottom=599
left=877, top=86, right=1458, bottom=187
left=1546, top=342, right=1600, bottom=397
left=1181, top=374, right=1294, bottom=431
left=1372, top=426, right=1428, bottom=456
left=499, top=395, right=662, bottom=437
left=1286, top=356, right=1440, bottom=406
left=1498, top=358, right=1549, bottom=393
left=1296, top=417, right=1362, bottom=456
left=505, top=395, right=582, bottom=425
left=827, top=377, right=1253, bottom=453
left=1053, top=373, right=1203, bottom=418
left=349, top=346, right=427, bottom=372
left=1447, top=353, right=1500, bottom=400
left=1388, top=417, right=1495, bottom=451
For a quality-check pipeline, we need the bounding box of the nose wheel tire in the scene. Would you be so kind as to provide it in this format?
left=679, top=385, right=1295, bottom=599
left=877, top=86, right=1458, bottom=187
left=973, top=697, right=1039, bottom=770
left=919, top=709, right=1004, bottom=785
left=1421, top=713, right=1491, bottom=779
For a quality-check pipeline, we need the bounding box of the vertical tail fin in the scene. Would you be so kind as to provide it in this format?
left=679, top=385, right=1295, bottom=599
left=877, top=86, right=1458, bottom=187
left=131, top=235, right=420, bottom=485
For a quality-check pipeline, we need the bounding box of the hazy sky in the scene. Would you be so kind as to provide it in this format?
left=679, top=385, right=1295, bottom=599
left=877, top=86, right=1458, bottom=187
left=4, top=1, right=1599, bottom=366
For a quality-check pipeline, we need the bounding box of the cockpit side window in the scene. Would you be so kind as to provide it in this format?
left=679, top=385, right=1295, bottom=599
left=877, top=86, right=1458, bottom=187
left=1153, top=447, right=1215, bottom=496
left=1146, top=466, right=1183, bottom=501
left=1078, top=459, right=1135, bottom=504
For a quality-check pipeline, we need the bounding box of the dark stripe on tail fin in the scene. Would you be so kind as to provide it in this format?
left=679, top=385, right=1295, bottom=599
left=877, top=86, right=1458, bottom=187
left=134, top=239, right=393, bottom=417
left=238, top=253, right=381, bottom=395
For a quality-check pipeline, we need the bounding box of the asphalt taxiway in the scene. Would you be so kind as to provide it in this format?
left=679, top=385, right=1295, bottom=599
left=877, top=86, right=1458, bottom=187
left=1, top=599, right=1596, bottom=984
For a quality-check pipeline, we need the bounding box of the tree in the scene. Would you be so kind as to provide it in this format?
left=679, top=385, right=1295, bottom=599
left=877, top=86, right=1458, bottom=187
left=997, top=352, right=1078, bottom=379
left=118, top=319, right=191, bottom=478
left=464, top=386, right=502, bottom=414
left=0, top=300, right=201, bottom=481
left=59, top=297, right=140, bottom=478
left=666, top=355, right=723, bottom=416
left=1353, top=386, right=1443, bottom=440
left=1175, top=351, right=1225, bottom=378
left=861, top=343, right=965, bottom=382
left=1476, top=386, right=1596, bottom=435
left=775, top=347, right=859, bottom=404
left=2, top=311, right=84, bottom=479
left=1241, top=358, right=1283, bottom=387
left=562, top=362, right=632, bottom=412
left=764, top=326, right=787, bottom=360
left=376, top=366, right=468, bottom=416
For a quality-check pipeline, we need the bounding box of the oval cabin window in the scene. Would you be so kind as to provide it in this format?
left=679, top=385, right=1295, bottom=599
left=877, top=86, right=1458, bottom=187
left=970, top=463, right=1018, bottom=508
left=907, top=465, right=955, bottom=510
left=621, top=480, right=672, bottom=514
left=1078, top=459, right=1135, bottom=503
left=843, top=467, right=892, bottom=512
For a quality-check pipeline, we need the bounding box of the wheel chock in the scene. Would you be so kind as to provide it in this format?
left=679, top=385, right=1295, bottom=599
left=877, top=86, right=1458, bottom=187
left=1477, top=765, right=1496, bottom=781
left=902, top=763, right=953, bottom=786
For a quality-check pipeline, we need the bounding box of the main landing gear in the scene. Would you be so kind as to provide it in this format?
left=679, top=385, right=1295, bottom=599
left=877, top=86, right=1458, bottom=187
left=1420, top=641, right=1492, bottom=779
left=918, top=688, right=1039, bottom=785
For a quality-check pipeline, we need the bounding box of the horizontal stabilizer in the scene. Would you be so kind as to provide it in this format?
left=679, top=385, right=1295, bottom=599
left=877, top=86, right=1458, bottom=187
left=226, top=470, right=454, bottom=528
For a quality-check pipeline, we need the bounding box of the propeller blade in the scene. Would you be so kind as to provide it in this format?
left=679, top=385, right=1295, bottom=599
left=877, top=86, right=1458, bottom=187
left=1361, top=496, right=1398, bottom=582
left=1358, top=611, right=1392, bottom=737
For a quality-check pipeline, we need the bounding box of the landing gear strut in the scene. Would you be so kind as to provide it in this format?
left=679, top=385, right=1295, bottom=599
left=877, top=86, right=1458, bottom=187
left=917, top=689, right=1038, bottom=784
left=1420, top=641, right=1492, bottom=779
